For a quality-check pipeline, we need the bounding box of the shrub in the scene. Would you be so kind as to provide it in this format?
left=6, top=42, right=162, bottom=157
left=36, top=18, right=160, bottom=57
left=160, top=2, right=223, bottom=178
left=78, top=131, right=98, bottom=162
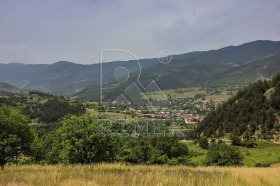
left=198, top=137, right=209, bottom=149
left=255, top=163, right=271, bottom=167
left=241, top=140, right=256, bottom=148
left=205, top=144, right=244, bottom=166
left=230, top=135, right=242, bottom=146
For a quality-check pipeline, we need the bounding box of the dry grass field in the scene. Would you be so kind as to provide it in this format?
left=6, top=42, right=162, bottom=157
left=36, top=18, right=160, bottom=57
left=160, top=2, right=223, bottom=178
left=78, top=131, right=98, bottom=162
left=1, top=164, right=280, bottom=186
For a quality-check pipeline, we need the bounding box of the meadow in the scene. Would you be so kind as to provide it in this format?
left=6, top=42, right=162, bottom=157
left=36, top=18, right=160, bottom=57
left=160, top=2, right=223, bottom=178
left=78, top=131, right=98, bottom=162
left=160, top=85, right=240, bottom=101
left=1, top=164, right=280, bottom=186
left=187, top=141, right=280, bottom=167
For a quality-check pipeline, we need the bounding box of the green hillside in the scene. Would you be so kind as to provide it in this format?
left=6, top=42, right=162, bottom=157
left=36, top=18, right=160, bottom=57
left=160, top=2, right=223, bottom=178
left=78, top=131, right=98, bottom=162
left=76, top=40, right=280, bottom=101
left=215, top=52, right=280, bottom=84
left=0, top=82, right=25, bottom=96
left=194, top=73, right=280, bottom=140
left=1, top=40, right=280, bottom=100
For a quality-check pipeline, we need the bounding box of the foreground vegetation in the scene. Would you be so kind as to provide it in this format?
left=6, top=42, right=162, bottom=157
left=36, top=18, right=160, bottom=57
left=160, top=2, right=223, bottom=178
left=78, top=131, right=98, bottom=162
left=1, top=96, right=280, bottom=169
left=1, top=164, right=280, bottom=186
left=2, top=73, right=280, bottom=185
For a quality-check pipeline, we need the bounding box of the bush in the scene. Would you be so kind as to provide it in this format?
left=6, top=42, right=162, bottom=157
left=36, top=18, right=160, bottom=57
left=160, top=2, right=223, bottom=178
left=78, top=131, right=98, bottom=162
left=119, top=137, right=189, bottom=165
left=148, top=154, right=169, bottom=165
left=167, top=157, right=190, bottom=166
left=230, top=135, right=242, bottom=146
left=205, top=144, right=244, bottom=166
left=241, top=140, right=256, bottom=148
left=230, top=135, right=256, bottom=148
left=198, top=137, right=209, bottom=149
left=255, top=163, right=271, bottom=167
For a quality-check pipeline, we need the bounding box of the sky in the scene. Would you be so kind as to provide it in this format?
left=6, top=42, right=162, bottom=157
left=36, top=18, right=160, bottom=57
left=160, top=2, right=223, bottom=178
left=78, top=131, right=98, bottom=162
left=0, top=0, right=279, bottom=64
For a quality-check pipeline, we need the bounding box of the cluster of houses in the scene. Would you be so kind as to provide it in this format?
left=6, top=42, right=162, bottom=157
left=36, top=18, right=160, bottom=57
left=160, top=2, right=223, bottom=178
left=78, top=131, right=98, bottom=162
left=122, top=107, right=206, bottom=125
left=108, top=99, right=223, bottom=126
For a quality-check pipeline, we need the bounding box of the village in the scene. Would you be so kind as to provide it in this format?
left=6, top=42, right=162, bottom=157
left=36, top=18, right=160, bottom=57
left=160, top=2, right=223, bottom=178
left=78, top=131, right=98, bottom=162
left=106, top=98, right=223, bottom=126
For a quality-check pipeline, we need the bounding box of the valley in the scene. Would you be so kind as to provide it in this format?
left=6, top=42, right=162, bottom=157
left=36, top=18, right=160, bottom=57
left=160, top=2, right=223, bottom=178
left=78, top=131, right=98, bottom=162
left=1, top=1, right=280, bottom=185
left=1, top=40, right=280, bottom=186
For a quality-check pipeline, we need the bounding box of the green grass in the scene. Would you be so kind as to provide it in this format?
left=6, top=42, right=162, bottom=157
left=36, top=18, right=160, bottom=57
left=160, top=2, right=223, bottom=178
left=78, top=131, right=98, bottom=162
left=163, top=87, right=205, bottom=99
left=202, top=92, right=232, bottom=101
left=240, top=141, right=280, bottom=166
left=104, top=112, right=133, bottom=119
left=152, top=85, right=240, bottom=101
left=184, top=141, right=207, bottom=166
left=186, top=141, right=280, bottom=167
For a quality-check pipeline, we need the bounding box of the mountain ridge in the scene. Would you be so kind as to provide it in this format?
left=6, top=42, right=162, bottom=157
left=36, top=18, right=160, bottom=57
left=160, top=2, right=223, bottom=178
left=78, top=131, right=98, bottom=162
left=1, top=40, right=280, bottom=100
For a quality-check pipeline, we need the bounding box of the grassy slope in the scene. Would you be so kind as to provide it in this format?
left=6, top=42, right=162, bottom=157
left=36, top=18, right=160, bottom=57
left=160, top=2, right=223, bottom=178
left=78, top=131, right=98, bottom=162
left=187, top=141, right=280, bottom=167
left=241, top=141, right=280, bottom=166
left=160, top=85, right=240, bottom=101
left=1, top=164, right=280, bottom=186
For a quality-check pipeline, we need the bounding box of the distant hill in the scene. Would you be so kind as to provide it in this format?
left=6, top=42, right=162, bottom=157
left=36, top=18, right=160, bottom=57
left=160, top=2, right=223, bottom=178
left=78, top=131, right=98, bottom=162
left=173, top=40, right=280, bottom=65
left=0, top=59, right=159, bottom=97
left=141, top=40, right=280, bottom=89
left=84, top=59, right=235, bottom=102
left=0, top=82, right=25, bottom=96
left=0, top=82, right=18, bottom=90
left=194, top=73, right=280, bottom=140
left=215, top=53, right=280, bottom=84
left=77, top=40, right=280, bottom=101
left=1, top=40, right=280, bottom=100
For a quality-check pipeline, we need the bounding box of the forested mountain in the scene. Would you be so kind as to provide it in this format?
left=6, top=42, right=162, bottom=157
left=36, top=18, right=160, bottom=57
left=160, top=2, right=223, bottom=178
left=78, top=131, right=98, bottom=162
left=0, top=82, right=19, bottom=91
left=0, top=60, right=159, bottom=96
left=75, top=40, right=280, bottom=101
left=0, top=82, right=25, bottom=96
left=194, top=73, right=280, bottom=140
left=126, top=40, right=280, bottom=90
left=1, top=40, right=280, bottom=100
left=173, top=40, right=280, bottom=65
left=215, top=53, right=280, bottom=84
left=76, top=59, right=235, bottom=101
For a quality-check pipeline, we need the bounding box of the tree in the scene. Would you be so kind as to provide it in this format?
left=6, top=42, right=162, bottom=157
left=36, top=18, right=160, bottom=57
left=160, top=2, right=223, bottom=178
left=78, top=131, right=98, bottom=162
left=0, top=106, right=34, bottom=170
left=205, top=144, right=244, bottom=166
left=150, top=137, right=189, bottom=159
left=23, top=98, right=86, bottom=123
left=119, top=137, right=189, bottom=165
left=119, top=139, right=153, bottom=164
left=44, top=114, right=122, bottom=164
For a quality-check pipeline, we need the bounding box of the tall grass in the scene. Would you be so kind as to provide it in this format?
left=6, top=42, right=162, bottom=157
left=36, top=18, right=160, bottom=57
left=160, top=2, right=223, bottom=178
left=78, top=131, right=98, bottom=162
left=0, top=164, right=280, bottom=186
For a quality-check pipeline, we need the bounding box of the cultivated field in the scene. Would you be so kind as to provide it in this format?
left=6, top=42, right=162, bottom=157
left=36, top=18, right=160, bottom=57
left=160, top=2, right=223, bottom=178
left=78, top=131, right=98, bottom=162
left=1, top=164, right=280, bottom=186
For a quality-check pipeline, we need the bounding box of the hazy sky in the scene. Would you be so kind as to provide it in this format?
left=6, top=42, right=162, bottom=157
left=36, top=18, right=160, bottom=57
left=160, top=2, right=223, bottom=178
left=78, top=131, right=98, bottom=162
left=0, top=0, right=279, bottom=64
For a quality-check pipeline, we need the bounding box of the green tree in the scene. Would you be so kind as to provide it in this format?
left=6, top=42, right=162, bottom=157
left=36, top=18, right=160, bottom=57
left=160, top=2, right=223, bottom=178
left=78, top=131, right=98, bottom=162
left=205, top=144, right=244, bottom=166
left=151, top=137, right=189, bottom=159
left=0, top=106, right=34, bottom=170
left=119, top=137, right=189, bottom=165
left=44, top=114, right=122, bottom=164
left=118, top=139, right=153, bottom=164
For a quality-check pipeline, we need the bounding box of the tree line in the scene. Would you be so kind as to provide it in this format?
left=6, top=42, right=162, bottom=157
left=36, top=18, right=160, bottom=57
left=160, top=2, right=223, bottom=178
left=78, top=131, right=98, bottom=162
left=0, top=106, right=244, bottom=170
